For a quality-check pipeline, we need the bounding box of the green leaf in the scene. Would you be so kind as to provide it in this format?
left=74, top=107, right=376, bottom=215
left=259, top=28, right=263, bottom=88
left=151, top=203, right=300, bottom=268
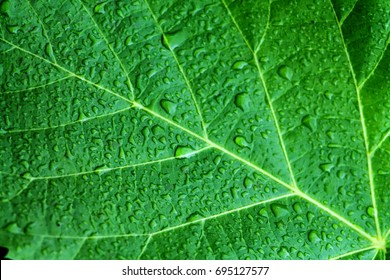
left=0, top=0, right=389, bottom=260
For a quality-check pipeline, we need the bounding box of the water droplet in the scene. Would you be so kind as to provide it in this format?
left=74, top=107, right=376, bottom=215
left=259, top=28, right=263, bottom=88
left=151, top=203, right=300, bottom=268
left=232, top=61, right=248, bottom=70
left=44, top=43, right=54, bottom=58
left=366, top=206, right=374, bottom=217
left=277, top=65, right=293, bottom=80
left=160, top=99, right=176, bottom=115
left=93, top=2, right=107, bottom=14
left=292, top=202, right=303, bottom=213
left=186, top=212, right=203, bottom=222
left=77, top=108, right=87, bottom=121
left=21, top=172, right=32, bottom=179
left=152, top=124, right=164, bottom=135
left=270, top=203, right=288, bottom=218
left=243, top=176, right=253, bottom=188
left=149, top=219, right=157, bottom=228
left=174, top=146, right=194, bottom=158
left=234, top=136, right=250, bottom=148
left=230, top=186, right=238, bottom=198
left=277, top=247, right=289, bottom=258
left=162, top=30, right=188, bottom=50
left=324, top=91, right=333, bottom=100
left=94, top=164, right=108, bottom=173
left=213, top=155, right=221, bottom=165
left=234, top=93, right=250, bottom=111
left=308, top=230, right=321, bottom=242
left=6, top=25, right=19, bottom=34
left=301, top=115, right=317, bottom=131
left=141, top=127, right=150, bottom=139
left=125, top=36, right=133, bottom=46
left=0, top=0, right=11, bottom=15
left=319, top=163, right=334, bottom=172
left=3, top=222, right=22, bottom=234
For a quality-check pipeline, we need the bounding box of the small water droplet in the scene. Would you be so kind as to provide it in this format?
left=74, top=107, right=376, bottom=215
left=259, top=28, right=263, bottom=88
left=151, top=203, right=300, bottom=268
left=301, top=115, right=317, bottom=131
left=366, top=206, right=374, bottom=217
left=234, top=93, right=250, bottom=111
left=319, top=163, right=334, bottom=172
left=324, top=91, right=333, bottom=100
left=277, top=65, right=293, bottom=80
left=232, top=61, right=248, bottom=70
left=160, top=99, right=176, bottom=115
left=234, top=136, right=250, bottom=148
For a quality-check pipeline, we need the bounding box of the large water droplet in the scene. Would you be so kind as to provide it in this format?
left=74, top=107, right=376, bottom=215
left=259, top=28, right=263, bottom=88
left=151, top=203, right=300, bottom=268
left=0, top=0, right=11, bottom=15
left=3, top=222, right=22, bottom=234
left=319, top=163, right=334, bottom=172
left=243, top=176, right=253, bottom=188
left=308, top=230, right=321, bottom=242
left=234, top=93, right=250, bottom=111
left=186, top=212, right=203, bottom=222
left=270, top=203, right=288, bottom=218
left=234, top=136, right=250, bottom=148
left=301, top=115, right=317, bottom=131
left=44, top=43, right=54, bottom=58
left=277, top=65, right=293, bottom=80
left=125, top=36, right=133, bottom=46
left=277, top=247, right=289, bottom=258
left=162, top=30, right=188, bottom=50
left=6, top=25, right=19, bottom=34
left=232, top=61, right=248, bottom=70
left=94, top=2, right=107, bottom=14
left=160, top=99, right=176, bottom=115
left=174, top=146, right=194, bottom=158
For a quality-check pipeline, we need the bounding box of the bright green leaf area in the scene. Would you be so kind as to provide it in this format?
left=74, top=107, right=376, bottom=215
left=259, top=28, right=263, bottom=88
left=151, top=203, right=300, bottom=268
left=0, top=0, right=389, bottom=260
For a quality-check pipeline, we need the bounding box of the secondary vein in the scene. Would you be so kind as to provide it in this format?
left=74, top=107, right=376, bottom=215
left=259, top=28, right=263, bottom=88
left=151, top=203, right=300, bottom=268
left=328, top=0, right=382, bottom=240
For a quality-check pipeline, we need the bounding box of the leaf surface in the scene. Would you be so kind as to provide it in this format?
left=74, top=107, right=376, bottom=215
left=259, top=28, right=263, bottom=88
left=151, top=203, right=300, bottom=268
left=0, top=0, right=389, bottom=259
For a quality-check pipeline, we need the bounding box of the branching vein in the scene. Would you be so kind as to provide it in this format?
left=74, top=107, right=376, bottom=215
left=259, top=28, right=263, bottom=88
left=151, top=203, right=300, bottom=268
left=221, top=0, right=298, bottom=189
left=1, top=75, right=73, bottom=94
left=143, top=0, right=209, bottom=139
left=78, top=0, right=135, bottom=99
left=328, top=0, right=381, bottom=240
left=330, top=245, right=376, bottom=260
left=26, top=0, right=58, bottom=64
left=3, top=106, right=132, bottom=134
